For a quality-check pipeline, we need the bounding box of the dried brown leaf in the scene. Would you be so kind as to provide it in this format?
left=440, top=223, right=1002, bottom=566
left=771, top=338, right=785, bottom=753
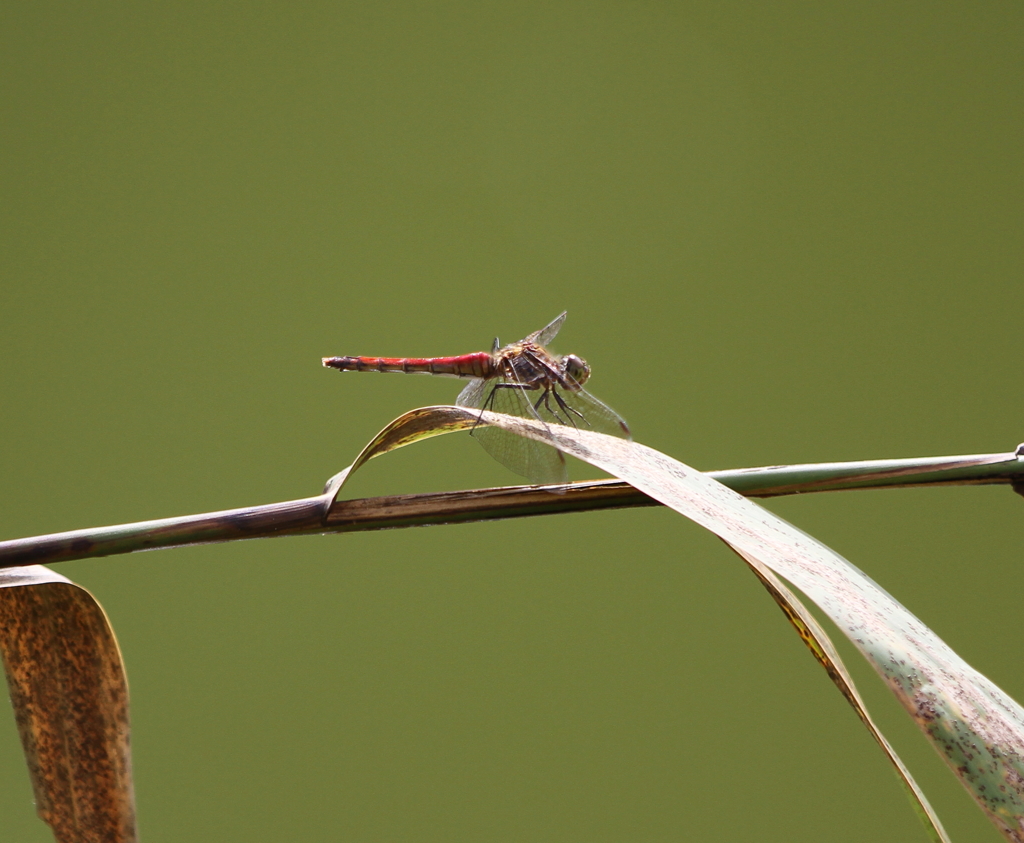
left=0, top=566, right=136, bottom=843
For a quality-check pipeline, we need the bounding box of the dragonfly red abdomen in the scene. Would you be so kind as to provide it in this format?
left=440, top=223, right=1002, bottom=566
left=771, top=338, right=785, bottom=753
left=322, top=351, right=495, bottom=379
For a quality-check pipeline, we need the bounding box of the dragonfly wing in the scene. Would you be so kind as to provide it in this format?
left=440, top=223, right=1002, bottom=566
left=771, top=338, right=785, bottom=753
left=553, top=386, right=632, bottom=439
left=456, top=377, right=567, bottom=485
left=530, top=312, right=567, bottom=347
left=456, top=378, right=489, bottom=409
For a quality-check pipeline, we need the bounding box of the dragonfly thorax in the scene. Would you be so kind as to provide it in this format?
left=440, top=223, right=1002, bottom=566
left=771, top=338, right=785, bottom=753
left=561, top=354, right=591, bottom=388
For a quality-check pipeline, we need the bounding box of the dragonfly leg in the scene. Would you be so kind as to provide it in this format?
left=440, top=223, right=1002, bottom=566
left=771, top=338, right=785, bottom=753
left=493, top=382, right=536, bottom=392
left=534, top=387, right=584, bottom=428
left=551, top=388, right=589, bottom=427
left=471, top=386, right=498, bottom=431
left=472, top=382, right=534, bottom=431
left=533, top=389, right=565, bottom=425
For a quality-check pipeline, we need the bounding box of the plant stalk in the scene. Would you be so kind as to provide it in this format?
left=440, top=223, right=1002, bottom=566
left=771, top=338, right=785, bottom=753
left=1, top=450, right=1020, bottom=568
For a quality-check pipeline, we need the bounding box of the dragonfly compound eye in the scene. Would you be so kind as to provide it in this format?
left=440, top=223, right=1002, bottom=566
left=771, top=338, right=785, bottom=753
left=563, top=354, right=591, bottom=387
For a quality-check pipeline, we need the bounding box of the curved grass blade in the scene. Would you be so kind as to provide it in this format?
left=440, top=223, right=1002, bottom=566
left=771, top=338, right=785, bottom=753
left=497, top=412, right=1024, bottom=842
left=0, top=566, right=136, bottom=843
left=321, top=406, right=477, bottom=508
left=331, top=406, right=1024, bottom=841
left=738, top=557, right=947, bottom=842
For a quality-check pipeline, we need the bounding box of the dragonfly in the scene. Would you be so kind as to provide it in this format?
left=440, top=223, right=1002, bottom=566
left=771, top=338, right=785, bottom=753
left=322, top=312, right=630, bottom=485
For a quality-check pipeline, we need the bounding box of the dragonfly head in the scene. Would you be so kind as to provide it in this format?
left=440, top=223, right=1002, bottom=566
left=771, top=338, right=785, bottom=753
left=562, top=354, right=591, bottom=388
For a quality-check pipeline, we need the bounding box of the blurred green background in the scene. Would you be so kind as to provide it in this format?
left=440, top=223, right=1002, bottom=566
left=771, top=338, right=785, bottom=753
left=2, top=2, right=1022, bottom=840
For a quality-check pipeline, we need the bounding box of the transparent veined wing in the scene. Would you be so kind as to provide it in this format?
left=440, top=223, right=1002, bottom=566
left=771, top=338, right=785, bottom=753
left=530, top=312, right=567, bottom=348
left=546, top=385, right=631, bottom=440
left=456, top=376, right=568, bottom=485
